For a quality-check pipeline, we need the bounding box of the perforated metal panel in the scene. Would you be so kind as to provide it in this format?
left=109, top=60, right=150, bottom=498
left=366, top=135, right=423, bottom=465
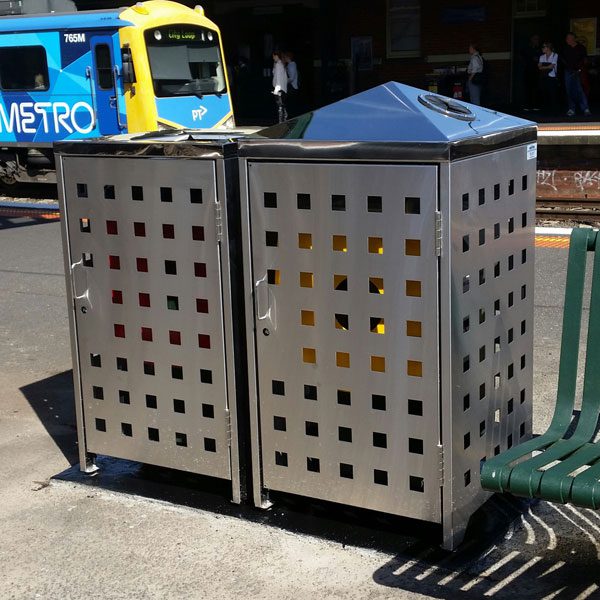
left=59, top=154, right=236, bottom=483
left=440, top=144, right=535, bottom=546
left=246, top=162, right=441, bottom=522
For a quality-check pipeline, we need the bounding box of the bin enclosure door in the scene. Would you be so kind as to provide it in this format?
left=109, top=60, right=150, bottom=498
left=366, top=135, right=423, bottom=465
left=62, top=156, right=232, bottom=480
left=248, top=162, right=441, bottom=523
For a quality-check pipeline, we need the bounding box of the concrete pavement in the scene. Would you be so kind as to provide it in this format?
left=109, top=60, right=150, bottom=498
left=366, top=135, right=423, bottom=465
left=1, top=217, right=600, bottom=599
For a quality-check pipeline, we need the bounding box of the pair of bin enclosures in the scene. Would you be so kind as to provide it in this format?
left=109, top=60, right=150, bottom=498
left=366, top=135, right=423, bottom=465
left=57, top=83, right=536, bottom=549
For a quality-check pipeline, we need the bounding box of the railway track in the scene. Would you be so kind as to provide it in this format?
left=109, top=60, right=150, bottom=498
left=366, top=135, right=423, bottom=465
left=536, top=198, right=600, bottom=223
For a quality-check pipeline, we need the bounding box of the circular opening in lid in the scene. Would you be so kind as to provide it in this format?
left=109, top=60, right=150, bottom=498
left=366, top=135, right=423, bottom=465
left=417, top=94, right=476, bottom=122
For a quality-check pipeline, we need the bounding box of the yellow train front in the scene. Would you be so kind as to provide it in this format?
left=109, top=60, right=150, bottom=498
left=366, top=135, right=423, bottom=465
left=120, top=1, right=234, bottom=132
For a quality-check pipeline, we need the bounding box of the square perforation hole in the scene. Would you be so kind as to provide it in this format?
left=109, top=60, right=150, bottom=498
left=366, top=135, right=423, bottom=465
left=106, top=220, right=118, bottom=235
left=121, top=423, right=133, bottom=437
left=464, top=470, right=471, bottom=487
left=202, top=404, right=214, bottom=418
left=275, top=451, right=288, bottom=466
left=464, top=432, right=471, bottom=449
left=104, top=185, right=115, bottom=199
left=95, top=418, right=106, bottom=432
left=462, top=193, right=469, bottom=211
left=409, top=476, right=424, bottom=493
left=405, top=197, right=420, bottom=214
left=372, top=394, right=386, bottom=411
left=300, top=233, right=314, bottom=250
left=478, top=188, right=485, bottom=205
left=190, top=188, right=203, bottom=204
left=79, top=217, right=91, bottom=233
left=82, top=252, right=94, bottom=267
left=131, top=186, right=143, bottom=201
left=175, top=432, right=188, bottom=447
left=272, top=380, right=285, bottom=395
left=494, top=183, right=500, bottom=200
left=522, top=175, right=528, bottom=191
left=148, top=428, right=160, bottom=442
left=264, top=192, right=277, bottom=208
left=76, top=183, right=88, bottom=198
left=374, top=470, right=388, bottom=486
left=141, top=327, right=153, bottom=342
left=118, top=390, right=130, bottom=404
left=408, top=398, right=422, bottom=416
left=171, top=365, right=184, bottom=380
left=338, top=426, right=352, bottom=442
left=198, top=334, right=211, bottom=349
left=266, top=231, right=279, bottom=247
left=508, top=217, right=515, bottom=234
left=337, top=390, right=351, bottom=405
left=494, top=223, right=500, bottom=239
left=304, top=385, right=317, bottom=401
left=194, top=263, right=207, bottom=278
left=340, top=463, right=354, bottom=479
left=143, top=361, right=155, bottom=376
left=112, top=289, right=123, bottom=304
left=135, top=257, right=148, bottom=273
left=162, top=224, right=175, bottom=239
left=368, top=196, right=382, bottom=212
left=92, top=386, right=104, bottom=400
left=508, top=179, right=515, bottom=196
left=406, top=239, right=421, bottom=256
left=462, top=235, right=469, bottom=253
left=307, top=457, right=320, bottom=473
left=197, top=299, right=209, bottom=314
left=167, top=296, right=179, bottom=311
left=146, top=394, right=157, bottom=409
left=139, top=293, right=151, bottom=308
left=173, top=399, right=185, bottom=414
left=509, top=328, right=515, bottom=344
left=522, top=212, right=527, bottom=228
left=478, top=228, right=485, bottom=246
left=192, top=226, right=205, bottom=241
left=164, top=260, right=176, bottom=275
left=200, top=369, right=212, bottom=384
left=331, top=194, right=346, bottom=211
left=109, top=255, right=120, bottom=270
left=204, top=438, right=217, bottom=452
left=114, top=324, right=125, bottom=338
left=305, top=421, right=319, bottom=437
left=373, top=432, right=387, bottom=448
left=333, top=235, right=347, bottom=252
left=463, top=394, right=470, bottom=411
left=160, top=187, right=173, bottom=203
left=409, top=438, right=424, bottom=454
left=273, top=416, right=286, bottom=431
left=133, top=222, right=146, bottom=237
left=297, top=193, right=310, bottom=210
left=90, top=353, right=101, bottom=367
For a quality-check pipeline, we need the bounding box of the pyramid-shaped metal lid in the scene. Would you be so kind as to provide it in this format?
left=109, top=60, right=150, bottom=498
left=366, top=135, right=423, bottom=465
left=239, top=82, right=536, bottom=161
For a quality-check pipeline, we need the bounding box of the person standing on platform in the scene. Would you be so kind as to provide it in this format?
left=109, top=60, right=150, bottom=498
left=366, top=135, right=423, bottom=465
left=466, top=43, right=484, bottom=106
left=562, top=32, right=591, bottom=117
left=283, top=51, right=299, bottom=117
left=538, top=42, right=559, bottom=115
left=272, top=51, right=288, bottom=123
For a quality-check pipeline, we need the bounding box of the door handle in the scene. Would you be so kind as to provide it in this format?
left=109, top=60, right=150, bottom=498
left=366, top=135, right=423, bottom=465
left=255, top=276, right=276, bottom=332
left=71, top=258, right=91, bottom=314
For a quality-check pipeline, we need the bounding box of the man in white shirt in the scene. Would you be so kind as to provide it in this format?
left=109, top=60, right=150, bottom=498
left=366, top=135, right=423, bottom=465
left=538, top=42, right=559, bottom=114
left=272, top=51, right=288, bottom=123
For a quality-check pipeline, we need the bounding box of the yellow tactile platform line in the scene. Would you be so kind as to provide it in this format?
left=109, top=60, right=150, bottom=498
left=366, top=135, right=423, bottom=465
left=0, top=206, right=60, bottom=221
left=535, top=235, right=570, bottom=248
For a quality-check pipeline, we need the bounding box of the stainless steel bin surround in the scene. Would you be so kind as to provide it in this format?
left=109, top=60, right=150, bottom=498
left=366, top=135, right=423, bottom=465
left=238, top=83, right=537, bottom=549
left=56, top=132, right=244, bottom=502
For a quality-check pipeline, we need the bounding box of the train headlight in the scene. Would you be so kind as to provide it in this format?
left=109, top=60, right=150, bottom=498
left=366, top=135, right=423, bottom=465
left=154, top=30, right=162, bottom=41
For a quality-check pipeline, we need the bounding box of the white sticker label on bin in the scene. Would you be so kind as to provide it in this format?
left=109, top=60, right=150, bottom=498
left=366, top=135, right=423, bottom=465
left=527, top=143, right=537, bottom=160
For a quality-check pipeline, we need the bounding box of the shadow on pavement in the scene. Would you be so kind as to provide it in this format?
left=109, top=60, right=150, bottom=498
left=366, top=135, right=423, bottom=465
left=0, top=183, right=58, bottom=200
left=20, top=370, right=79, bottom=466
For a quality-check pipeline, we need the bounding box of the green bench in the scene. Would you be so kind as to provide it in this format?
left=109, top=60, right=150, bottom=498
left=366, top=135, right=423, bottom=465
left=481, top=227, right=600, bottom=508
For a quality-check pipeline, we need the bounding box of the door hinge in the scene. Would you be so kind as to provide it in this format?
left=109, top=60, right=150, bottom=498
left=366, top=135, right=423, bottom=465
left=225, top=408, right=232, bottom=445
left=437, top=443, right=445, bottom=486
left=214, top=202, right=223, bottom=243
left=435, top=211, right=442, bottom=257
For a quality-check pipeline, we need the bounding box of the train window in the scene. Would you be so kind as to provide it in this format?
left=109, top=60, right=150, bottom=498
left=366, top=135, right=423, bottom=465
left=145, top=25, right=226, bottom=98
left=0, top=46, right=48, bottom=91
left=95, top=44, right=114, bottom=90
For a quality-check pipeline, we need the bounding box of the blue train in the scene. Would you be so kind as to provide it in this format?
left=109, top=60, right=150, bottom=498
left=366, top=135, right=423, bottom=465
left=0, top=0, right=233, bottom=184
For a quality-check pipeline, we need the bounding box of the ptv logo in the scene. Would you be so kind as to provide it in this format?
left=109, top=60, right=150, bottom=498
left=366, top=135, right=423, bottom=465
left=192, top=106, right=208, bottom=121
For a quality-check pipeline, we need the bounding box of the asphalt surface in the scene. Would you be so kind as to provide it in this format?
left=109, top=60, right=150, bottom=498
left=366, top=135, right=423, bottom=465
left=1, top=214, right=600, bottom=599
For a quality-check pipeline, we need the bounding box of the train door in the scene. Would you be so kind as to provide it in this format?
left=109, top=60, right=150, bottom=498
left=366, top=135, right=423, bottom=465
left=91, top=36, right=121, bottom=135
